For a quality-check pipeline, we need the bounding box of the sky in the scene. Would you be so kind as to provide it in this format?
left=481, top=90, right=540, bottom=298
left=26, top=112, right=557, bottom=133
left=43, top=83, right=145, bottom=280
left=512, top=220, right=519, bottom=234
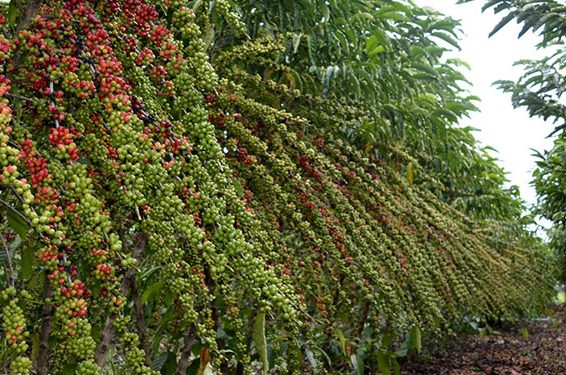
left=413, top=0, right=556, bottom=210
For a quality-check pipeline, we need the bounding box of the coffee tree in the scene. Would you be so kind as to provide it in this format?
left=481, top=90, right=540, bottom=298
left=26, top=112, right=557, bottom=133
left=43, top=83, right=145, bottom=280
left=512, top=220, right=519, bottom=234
left=0, top=0, right=555, bottom=374
left=463, top=0, right=566, bottom=281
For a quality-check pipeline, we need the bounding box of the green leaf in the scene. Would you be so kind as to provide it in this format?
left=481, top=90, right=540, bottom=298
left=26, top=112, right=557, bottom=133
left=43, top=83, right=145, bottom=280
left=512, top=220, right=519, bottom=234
left=292, top=33, right=302, bottom=54
left=334, top=30, right=350, bottom=55
left=407, top=162, right=414, bottom=185
left=321, top=3, right=330, bottom=23
left=305, top=349, right=318, bottom=371
left=253, top=311, right=268, bottom=374
left=7, top=209, right=29, bottom=239
left=489, top=12, right=517, bottom=37
left=336, top=329, right=347, bottom=357
left=323, top=65, right=339, bottom=92
left=408, top=326, right=422, bottom=354
left=382, top=332, right=395, bottom=350
left=366, top=35, right=381, bottom=55
left=392, top=357, right=401, bottom=375
left=141, top=280, right=165, bottom=304
left=521, top=326, right=529, bottom=339
left=21, top=245, right=35, bottom=280
left=381, top=12, right=410, bottom=22
left=375, top=3, right=411, bottom=18
left=377, top=351, right=391, bottom=375
left=203, top=23, right=215, bottom=50
left=190, top=0, right=204, bottom=11
left=185, top=360, right=200, bottom=375
left=61, top=360, right=78, bottom=375
left=31, top=329, right=40, bottom=362
left=431, top=32, right=461, bottom=50
left=351, top=352, right=364, bottom=375
left=151, top=352, right=169, bottom=371
left=368, top=45, right=385, bottom=55
left=161, top=351, right=178, bottom=375
left=6, top=0, right=21, bottom=27
left=307, top=35, right=317, bottom=67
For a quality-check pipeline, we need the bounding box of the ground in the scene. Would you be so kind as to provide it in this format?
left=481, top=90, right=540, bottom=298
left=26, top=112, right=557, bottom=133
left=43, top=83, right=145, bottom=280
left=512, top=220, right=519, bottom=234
left=402, top=305, right=566, bottom=375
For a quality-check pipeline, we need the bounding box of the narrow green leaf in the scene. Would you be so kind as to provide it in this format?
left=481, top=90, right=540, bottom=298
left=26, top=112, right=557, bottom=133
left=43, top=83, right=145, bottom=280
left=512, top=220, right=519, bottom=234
left=366, top=35, right=379, bottom=54
left=190, top=0, right=204, bottom=11
left=408, top=326, right=422, bottom=354
left=377, top=352, right=391, bottom=375
left=489, top=12, right=517, bottom=37
left=161, top=351, right=178, bottom=375
left=369, top=45, right=385, bottom=55
left=356, top=354, right=365, bottom=375
left=392, top=357, right=401, bottom=375
left=321, top=3, right=330, bottom=23
left=253, top=312, right=268, bottom=374
left=307, top=35, right=317, bottom=67
left=151, top=352, right=169, bottom=371
left=407, top=162, right=414, bottom=185
left=21, top=245, right=35, bottom=280
left=141, top=281, right=165, bottom=304
left=185, top=360, right=200, bottom=375
left=203, top=24, right=215, bottom=50
left=305, top=349, right=317, bottom=371
left=7, top=209, right=29, bottom=239
left=336, top=329, right=347, bottom=357
left=482, top=0, right=505, bottom=12
left=431, top=32, right=461, bottom=50
left=7, top=0, right=20, bottom=27
left=292, top=33, right=302, bottom=54
left=382, top=332, right=395, bottom=350
left=521, top=326, right=529, bottom=339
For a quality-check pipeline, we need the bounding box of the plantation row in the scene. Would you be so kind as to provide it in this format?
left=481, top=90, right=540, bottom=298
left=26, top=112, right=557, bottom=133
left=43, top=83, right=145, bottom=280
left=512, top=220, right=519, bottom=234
left=0, top=0, right=556, bottom=374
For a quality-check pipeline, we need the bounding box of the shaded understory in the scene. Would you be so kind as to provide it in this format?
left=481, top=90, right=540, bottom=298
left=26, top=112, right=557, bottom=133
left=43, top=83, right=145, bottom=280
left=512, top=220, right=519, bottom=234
left=402, top=305, right=566, bottom=375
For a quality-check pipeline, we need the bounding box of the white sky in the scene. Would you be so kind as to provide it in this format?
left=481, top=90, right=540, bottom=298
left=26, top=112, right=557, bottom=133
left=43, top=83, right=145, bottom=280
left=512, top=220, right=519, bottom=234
left=414, top=0, right=556, bottom=209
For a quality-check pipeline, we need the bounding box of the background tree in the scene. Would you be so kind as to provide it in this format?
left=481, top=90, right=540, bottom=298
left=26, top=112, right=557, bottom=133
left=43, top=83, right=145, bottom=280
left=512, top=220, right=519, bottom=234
left=461, top=0, right=566, bottom=281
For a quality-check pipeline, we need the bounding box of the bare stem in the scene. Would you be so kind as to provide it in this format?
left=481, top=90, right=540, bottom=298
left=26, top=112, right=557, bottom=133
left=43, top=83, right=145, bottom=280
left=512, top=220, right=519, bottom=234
left=15, top=0, right=41, bottom=33
left=34, top=279, right=53, bottom=375
left=130, top=276, right=151, bottom=365
left=5, top=92, right=35, bottom=103
left=95, top=232, right=148, bottom=366
left=0, top=232, right=14, bottom=288
left=0, top=197, right=31, bottom=226
left=175, top=325, right=196, bottom=375
left=95, top=314, right=115, bottom=366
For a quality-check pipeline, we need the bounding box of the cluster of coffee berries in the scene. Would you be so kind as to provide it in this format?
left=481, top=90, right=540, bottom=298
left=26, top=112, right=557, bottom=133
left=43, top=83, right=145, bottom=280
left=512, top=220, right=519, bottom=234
left=1, top=288, right=31, bottom=374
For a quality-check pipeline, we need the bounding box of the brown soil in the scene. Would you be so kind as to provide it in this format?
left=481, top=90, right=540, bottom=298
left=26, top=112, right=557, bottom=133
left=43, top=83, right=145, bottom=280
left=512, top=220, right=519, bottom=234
left=402, top=305, right=566, bottom=375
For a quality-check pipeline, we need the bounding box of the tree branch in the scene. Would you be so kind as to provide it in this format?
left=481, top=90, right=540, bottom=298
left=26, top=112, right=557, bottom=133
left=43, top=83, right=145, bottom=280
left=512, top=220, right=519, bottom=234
left=95, top=313, right=115, bottom=366
left=130, top=271, right=151, bottom=366
left=0, top=197, right=31, bottom=226
left=34, top=279, right=53, bottom=375
left=0, top=232, right=14, bottom=288
left=175, top=325, right=196, bottom=375
left=95, top=231, right=148, bottom=366
left=5, top=92, right=35, bottom=103
left=15, top=0, right=41, bottom=33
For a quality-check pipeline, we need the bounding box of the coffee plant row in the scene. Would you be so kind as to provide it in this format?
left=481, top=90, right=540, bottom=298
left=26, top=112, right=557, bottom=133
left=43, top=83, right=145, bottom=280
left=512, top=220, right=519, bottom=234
left=0, top=0, right=556, bottom=374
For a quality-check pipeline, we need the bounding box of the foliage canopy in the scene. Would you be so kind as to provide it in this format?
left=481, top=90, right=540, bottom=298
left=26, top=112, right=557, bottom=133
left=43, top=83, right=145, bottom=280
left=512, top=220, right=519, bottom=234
left=462, top=0, right=566, bottom=281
